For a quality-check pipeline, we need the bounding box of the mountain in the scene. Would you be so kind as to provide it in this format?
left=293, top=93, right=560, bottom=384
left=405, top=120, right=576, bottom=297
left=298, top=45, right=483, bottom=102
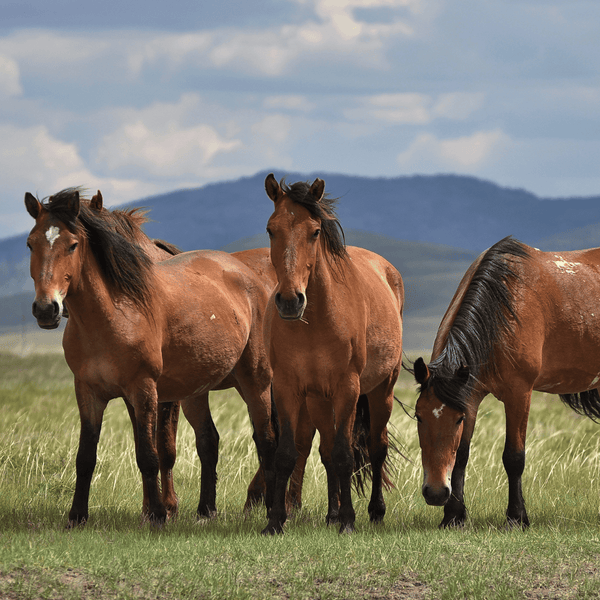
left=118, top=171, right=600, bottom=253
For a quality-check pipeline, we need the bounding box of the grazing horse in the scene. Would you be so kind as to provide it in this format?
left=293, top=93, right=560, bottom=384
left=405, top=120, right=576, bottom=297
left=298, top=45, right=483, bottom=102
left=25, top=188, right=278, bottom=526
left=262, top=174, right=404, bottom=534
left=412, top=236, right=600, bottom=528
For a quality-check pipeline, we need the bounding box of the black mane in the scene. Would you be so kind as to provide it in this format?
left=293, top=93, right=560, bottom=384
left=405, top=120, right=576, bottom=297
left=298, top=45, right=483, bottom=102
left=421, top=236, right=530, bottom=411
left=43, top=188, right=154, bottom=309
left=280, top=179, right=348, bottom=262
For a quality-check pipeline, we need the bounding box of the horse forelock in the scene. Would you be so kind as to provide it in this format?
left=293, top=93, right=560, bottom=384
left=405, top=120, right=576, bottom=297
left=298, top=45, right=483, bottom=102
left=425, top=236, right=531, bottom=411
left=279, top=178, right=348, bottom=262
left=42, top=188, right=154, bottom=310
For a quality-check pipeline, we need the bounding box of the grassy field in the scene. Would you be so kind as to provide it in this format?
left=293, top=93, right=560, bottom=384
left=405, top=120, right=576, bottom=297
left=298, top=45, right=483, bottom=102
left=0, top=351, right=599, bottom=599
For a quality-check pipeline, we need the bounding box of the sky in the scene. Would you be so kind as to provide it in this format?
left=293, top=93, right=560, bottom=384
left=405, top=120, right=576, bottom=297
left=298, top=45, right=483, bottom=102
left=1, top=0, right=600, bottom=240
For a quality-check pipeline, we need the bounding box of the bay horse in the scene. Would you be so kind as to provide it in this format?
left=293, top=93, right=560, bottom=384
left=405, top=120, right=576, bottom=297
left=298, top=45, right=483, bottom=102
left=412, top=236, right=600, bottom=528
left=262, top=174, right=404, bottom=534
left=25, top=188, right=278, bottom=526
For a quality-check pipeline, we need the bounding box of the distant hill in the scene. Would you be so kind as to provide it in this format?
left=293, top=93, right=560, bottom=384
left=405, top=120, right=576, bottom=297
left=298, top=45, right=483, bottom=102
left=121, top=171, right=600, bottom=253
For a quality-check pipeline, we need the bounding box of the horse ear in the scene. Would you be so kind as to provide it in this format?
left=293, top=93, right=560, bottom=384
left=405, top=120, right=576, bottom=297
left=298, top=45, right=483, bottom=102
left=90, top=190, right=103, bottom=211
left=265, top=173, right=281, bottom=202
left=310, top=178, right=325, bottom=202
left=414, top=357, right=430, bottom=385
left=24, top=193, right=41, bottom=219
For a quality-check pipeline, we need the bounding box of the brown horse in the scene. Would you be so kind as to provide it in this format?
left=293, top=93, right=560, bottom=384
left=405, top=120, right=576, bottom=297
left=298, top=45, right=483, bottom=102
left=25, top=188, right=278, bottom=526
left=412, top=236, right=600, bottom=528
left=262, top=174, right=404, bottom=534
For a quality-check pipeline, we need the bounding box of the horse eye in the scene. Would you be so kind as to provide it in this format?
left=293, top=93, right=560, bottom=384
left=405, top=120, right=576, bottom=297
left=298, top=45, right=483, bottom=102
left=313, top=228, right=321, bottom=239
left=69, top=242, right=78, bottom=253
left=456, top=415, right=465, bottom=425
left=415, top=414, right=422, bottom=424
left=26, top=242, right=32, bottom=251
left=266, top=228, right=273, bottom=238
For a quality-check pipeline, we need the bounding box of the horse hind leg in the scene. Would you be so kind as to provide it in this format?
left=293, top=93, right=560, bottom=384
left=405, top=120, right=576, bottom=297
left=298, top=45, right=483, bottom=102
left=286, top=401, right=317, bottom=515
left=181, top=394, right=219, bottom=519
left=362, top=386, right=395, bottom=524
left=156, top=401, right=180, bottom=518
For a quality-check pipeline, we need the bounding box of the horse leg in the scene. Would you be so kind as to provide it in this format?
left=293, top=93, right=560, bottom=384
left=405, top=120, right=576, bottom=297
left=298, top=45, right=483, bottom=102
left=67, top=380, right=108, bottom=528
left=156, top=401, right=180, bottom=517
left=129, top=379, right=167, bottom=525
left=330, top=382, right=361, bottom=534
left=365, top=381, right=395, bottom=524
left=181, top=394, right=219, bottom=518
left=306, top=396, right=340, bottom=525
left=440, top=398, right=482, bottom=528
left=287, top=401, right=316, bottom=513
left=262, top=392, right=300, bottom=535
left=234, top=378, right=278, bottom=514
left=502, top=391, right=531, bottom=528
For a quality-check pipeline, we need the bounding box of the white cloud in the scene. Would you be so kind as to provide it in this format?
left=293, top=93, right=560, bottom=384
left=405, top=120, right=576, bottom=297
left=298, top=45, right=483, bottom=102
left=96, top=96, right=243, bottom=178
left=0, top=55, right=22, bottom=96
left=263, top=95, right=316, bottom=112
left=397, top=129, right=512, bottom=171
left=345, top=92, right=484, bottom=125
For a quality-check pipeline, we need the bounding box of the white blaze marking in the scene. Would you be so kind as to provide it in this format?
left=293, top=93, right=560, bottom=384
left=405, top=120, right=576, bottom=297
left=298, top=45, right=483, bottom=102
left=432, top=405, right=445, bottom=419
left=45, top=226, right=60, bottom=248
left=210, top=314, right=216, bottom=320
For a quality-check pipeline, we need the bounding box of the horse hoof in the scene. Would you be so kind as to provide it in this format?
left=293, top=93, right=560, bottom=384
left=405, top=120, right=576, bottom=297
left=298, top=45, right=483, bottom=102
left=505, top=516, right=529, bottom=530
left=261, top=522, right=284, bottom=535
left=338, top=523, right=355, bottom=535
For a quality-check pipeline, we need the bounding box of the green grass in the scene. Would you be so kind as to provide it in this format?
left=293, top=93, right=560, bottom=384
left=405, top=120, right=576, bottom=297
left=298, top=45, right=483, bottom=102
left=0, top=352, right=599, bottom=599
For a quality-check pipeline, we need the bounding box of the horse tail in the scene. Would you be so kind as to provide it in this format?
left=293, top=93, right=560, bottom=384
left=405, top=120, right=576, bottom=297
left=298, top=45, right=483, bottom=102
left=559, top=391, right=600, bottom=422
left=351, top=395, right=396, bottom=497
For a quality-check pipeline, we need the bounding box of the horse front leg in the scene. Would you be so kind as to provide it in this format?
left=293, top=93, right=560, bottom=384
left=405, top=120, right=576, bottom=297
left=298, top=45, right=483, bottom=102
left=502, top=391, right=531, bottom=528
left=330, top=384, right=362, bottom=534
left=68, top=380, right=108, bottom=528
left=130, top=380, right=166, bottom=525
left=181, top=394, right=219, bottom=519
left=262, top=396, right=300, bottom=535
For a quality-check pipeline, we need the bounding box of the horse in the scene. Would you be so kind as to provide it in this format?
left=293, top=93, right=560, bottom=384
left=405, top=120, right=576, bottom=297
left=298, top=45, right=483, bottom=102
left=261, top=174, right=404, bottom=534
left=411, top=236, right=600, bottom=528
left=25, top=188, right=278, bottom=526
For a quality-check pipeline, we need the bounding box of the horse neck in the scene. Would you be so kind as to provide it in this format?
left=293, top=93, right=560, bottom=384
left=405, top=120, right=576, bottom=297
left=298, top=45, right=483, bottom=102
left=64, top=244, right=123, bottom=322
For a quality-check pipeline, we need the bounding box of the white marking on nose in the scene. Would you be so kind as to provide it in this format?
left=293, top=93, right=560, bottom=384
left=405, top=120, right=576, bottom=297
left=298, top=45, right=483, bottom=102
left=210, top=314, right=216, bottom=320
left=432, top=405, right=445, bottom=419
left=45, top=226, right=60, bottom=248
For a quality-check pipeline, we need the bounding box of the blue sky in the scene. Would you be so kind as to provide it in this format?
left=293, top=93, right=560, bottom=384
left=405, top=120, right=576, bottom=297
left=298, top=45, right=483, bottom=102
left=1, top=0, right=599, bottom=239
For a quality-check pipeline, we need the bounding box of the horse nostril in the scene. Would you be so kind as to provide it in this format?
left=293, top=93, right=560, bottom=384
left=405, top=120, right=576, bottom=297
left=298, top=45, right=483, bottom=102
left=275, top=292, right=282, bottom=306
left=52, top=300, right=60, bottom=318
left=297, top=292, right=305, bottom=307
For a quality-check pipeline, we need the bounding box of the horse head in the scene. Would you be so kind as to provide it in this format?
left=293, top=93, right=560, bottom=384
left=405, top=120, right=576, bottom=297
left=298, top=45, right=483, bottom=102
left=413, top=357, right=467, bottom=507
left=265, top=173, right=327, bottom=321
left=25, top=189, right=86, bottom=330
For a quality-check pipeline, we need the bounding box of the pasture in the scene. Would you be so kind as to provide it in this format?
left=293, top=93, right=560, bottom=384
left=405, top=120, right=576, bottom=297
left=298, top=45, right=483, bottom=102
left=0, top=350, right=599, bottom=599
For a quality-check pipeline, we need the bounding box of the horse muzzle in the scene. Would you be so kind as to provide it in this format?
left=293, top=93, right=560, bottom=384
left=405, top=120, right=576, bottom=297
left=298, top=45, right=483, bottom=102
left=422, top=483, right=451, bottom=506
left=32, top=298, right=63, bottom=329
left=274, top=291, right=306, bottom=321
